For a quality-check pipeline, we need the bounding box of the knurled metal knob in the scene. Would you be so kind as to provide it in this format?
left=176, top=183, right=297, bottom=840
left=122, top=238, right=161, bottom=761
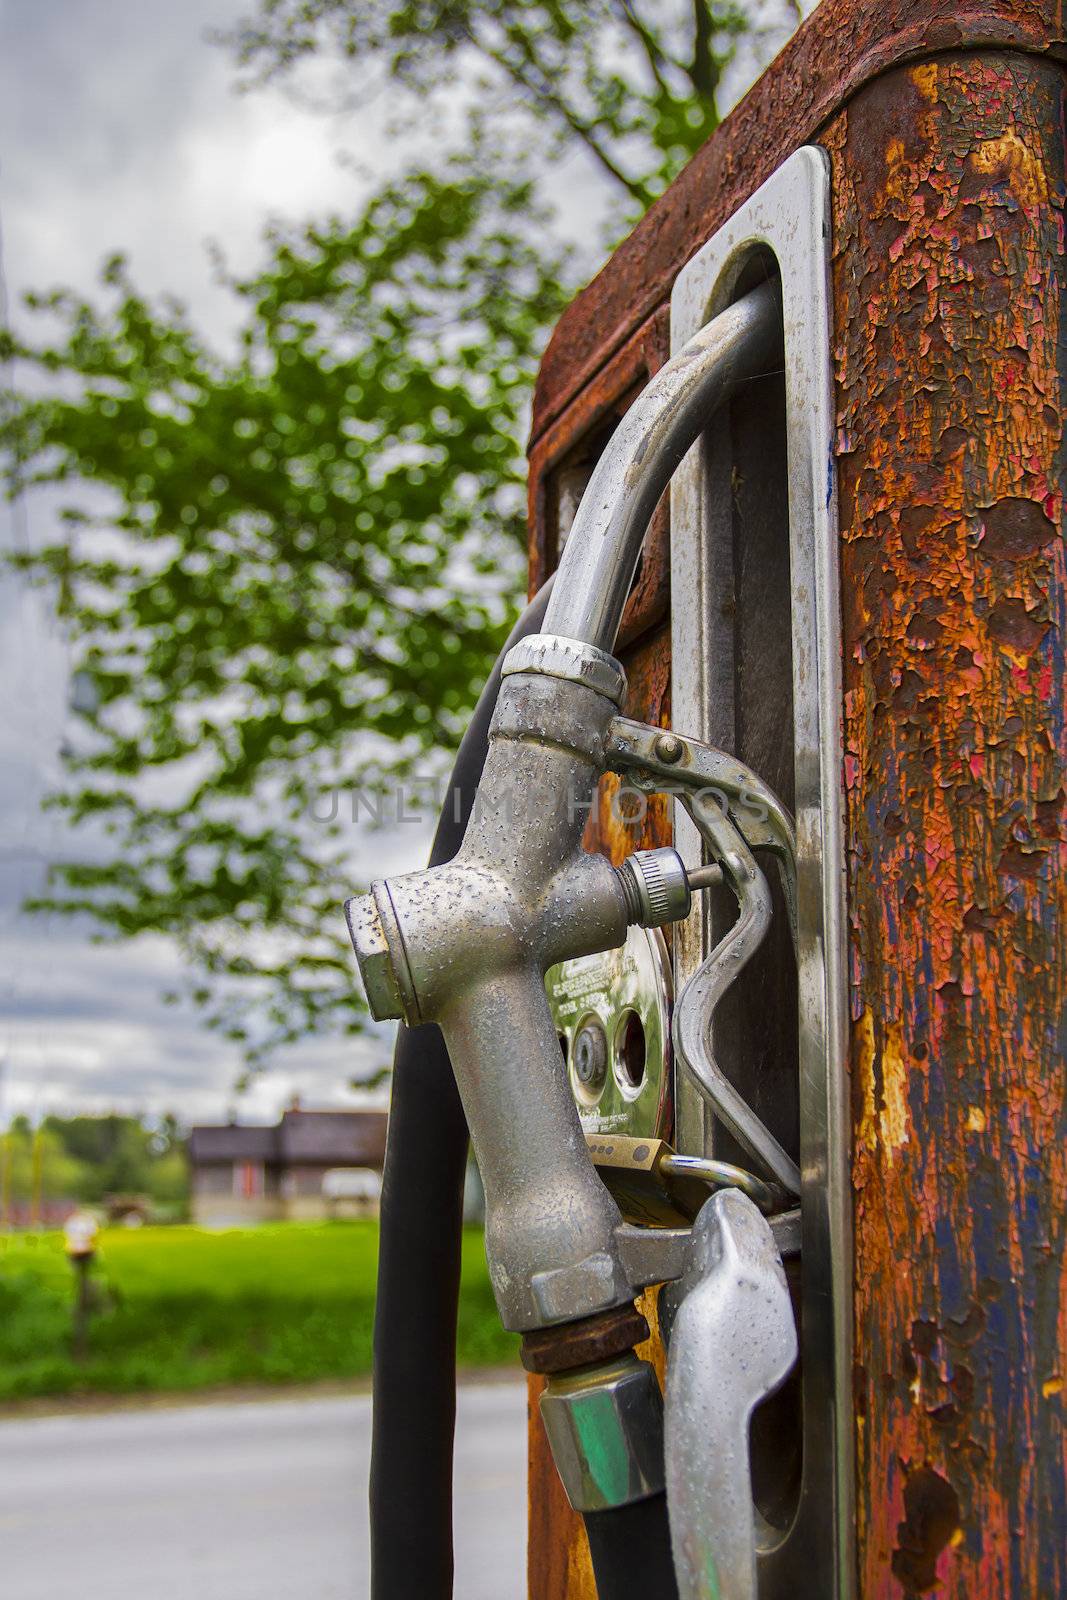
left=616, top=847, right=692, bottom=928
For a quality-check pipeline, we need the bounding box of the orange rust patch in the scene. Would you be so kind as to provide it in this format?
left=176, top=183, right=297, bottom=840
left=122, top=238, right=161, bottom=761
left=880, top=1025, right=911, bottom=1157
left=964, top=130, right=1050, bottom=208
left=827, top=51, right=1067, bottom=1598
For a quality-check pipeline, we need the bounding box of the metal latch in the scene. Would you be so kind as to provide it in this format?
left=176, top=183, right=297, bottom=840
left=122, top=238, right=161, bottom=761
left=590, top=720, right=803, bottom=1600
left=606, top=716, right=802, bottom=1198
left=586, top=1132, right=790, bottom=1223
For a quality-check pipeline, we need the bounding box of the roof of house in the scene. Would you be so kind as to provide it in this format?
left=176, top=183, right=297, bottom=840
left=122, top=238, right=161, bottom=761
left=188, top=1123, right=278, bottom=1163
left=188, top=1109, right=388, bottom=1169
left=277, top=1110, right=386, bottom=1163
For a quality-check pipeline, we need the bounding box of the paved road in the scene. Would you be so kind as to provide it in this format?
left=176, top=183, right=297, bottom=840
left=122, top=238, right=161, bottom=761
left=0, top=1380, right=528, bottom=1599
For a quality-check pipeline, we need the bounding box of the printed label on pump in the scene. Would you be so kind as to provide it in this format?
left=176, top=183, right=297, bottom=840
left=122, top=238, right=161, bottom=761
left=545, top=925, right=672, bottom=1140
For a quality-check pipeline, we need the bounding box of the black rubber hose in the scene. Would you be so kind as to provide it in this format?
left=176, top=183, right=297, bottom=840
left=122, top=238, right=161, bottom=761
left=584, top=1493, right=680, bottom=1600
left=369, top=580, right=553, bottom=1600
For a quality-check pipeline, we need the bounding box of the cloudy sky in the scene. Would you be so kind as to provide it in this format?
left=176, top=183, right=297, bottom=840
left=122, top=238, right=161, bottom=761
left=0, top=0, right=429, bottom=1128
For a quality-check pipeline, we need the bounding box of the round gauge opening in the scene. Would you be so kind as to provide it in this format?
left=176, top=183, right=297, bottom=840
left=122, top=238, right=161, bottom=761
left=544, top=927, right=672, bottom=1138
left=613, top=1009, right=647, bottom=1095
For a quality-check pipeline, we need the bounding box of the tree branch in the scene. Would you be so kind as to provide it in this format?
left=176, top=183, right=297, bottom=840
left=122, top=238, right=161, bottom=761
left=610, top=0, right=684, bottom=96
left=690, top=0, right=719, bottom=102
left=461, top=15, right=653, bottom=205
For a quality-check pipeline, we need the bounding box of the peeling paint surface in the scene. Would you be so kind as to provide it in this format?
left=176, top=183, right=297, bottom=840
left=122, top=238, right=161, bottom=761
left=526, top=26, right=1067, bottom=1599
left=532, top=3, right=1067, bottom=444
left=826, top=53, right=1067, bottom=1598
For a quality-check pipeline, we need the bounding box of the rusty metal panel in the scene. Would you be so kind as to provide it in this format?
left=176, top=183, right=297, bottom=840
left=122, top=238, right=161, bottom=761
left=532, top=0, right=1066, bottom=447
left=526, top=13, right=1065, bottom=1599
left=824, top=52, right=1067, bottom=1598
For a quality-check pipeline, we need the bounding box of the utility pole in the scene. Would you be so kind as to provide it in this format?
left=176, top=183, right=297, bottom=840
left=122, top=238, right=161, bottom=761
left=30, top=1121, right=43, bottom=1230
left=0, top=1057, right=8, bottom=1230
left=0, top=1130, right=9, bottom=1231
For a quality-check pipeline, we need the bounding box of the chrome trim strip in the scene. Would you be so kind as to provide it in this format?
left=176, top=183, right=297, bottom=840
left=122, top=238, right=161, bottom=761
left=668, top=146, right=853, bottom=1600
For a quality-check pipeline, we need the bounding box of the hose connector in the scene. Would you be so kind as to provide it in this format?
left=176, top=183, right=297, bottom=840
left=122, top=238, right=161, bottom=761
left=539, top=1351, right=666, bottom=1513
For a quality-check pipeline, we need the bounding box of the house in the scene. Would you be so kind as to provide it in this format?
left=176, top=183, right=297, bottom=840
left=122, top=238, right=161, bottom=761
left=187, top=1106, right=388, bottom=1226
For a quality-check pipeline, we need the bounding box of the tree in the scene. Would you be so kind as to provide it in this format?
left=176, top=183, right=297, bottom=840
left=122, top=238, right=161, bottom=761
left=5, top=169, right=568, bottom=1058
left=2, top=1, right=803, bottom=1063
left=0, top=1120, right=90, bottom=1212
left=41, top=1113, right=190, bottom=1206
left=224, top=0, right=797, bottom=212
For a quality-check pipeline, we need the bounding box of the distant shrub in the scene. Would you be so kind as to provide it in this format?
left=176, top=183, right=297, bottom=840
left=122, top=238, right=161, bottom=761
left=0, top=1269, right=70, bottom=1362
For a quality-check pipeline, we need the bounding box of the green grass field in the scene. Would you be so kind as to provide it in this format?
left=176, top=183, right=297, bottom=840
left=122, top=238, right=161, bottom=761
left=0, top=1221, right=517, bottom=1401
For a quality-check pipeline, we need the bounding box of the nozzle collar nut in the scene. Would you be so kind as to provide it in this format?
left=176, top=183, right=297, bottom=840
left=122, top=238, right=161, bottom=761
left=616, top=848, right=692, bottom=928
left=345, top=887, right=411, bottom=1022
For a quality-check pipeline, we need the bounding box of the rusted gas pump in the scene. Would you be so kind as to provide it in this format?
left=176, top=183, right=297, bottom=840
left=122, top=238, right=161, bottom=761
left=355, top=2, right=1067, bottom=1596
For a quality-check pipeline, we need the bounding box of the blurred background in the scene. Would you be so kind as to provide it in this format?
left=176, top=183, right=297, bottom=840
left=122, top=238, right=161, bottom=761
left=0, top=2, right=809, bottom=1594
